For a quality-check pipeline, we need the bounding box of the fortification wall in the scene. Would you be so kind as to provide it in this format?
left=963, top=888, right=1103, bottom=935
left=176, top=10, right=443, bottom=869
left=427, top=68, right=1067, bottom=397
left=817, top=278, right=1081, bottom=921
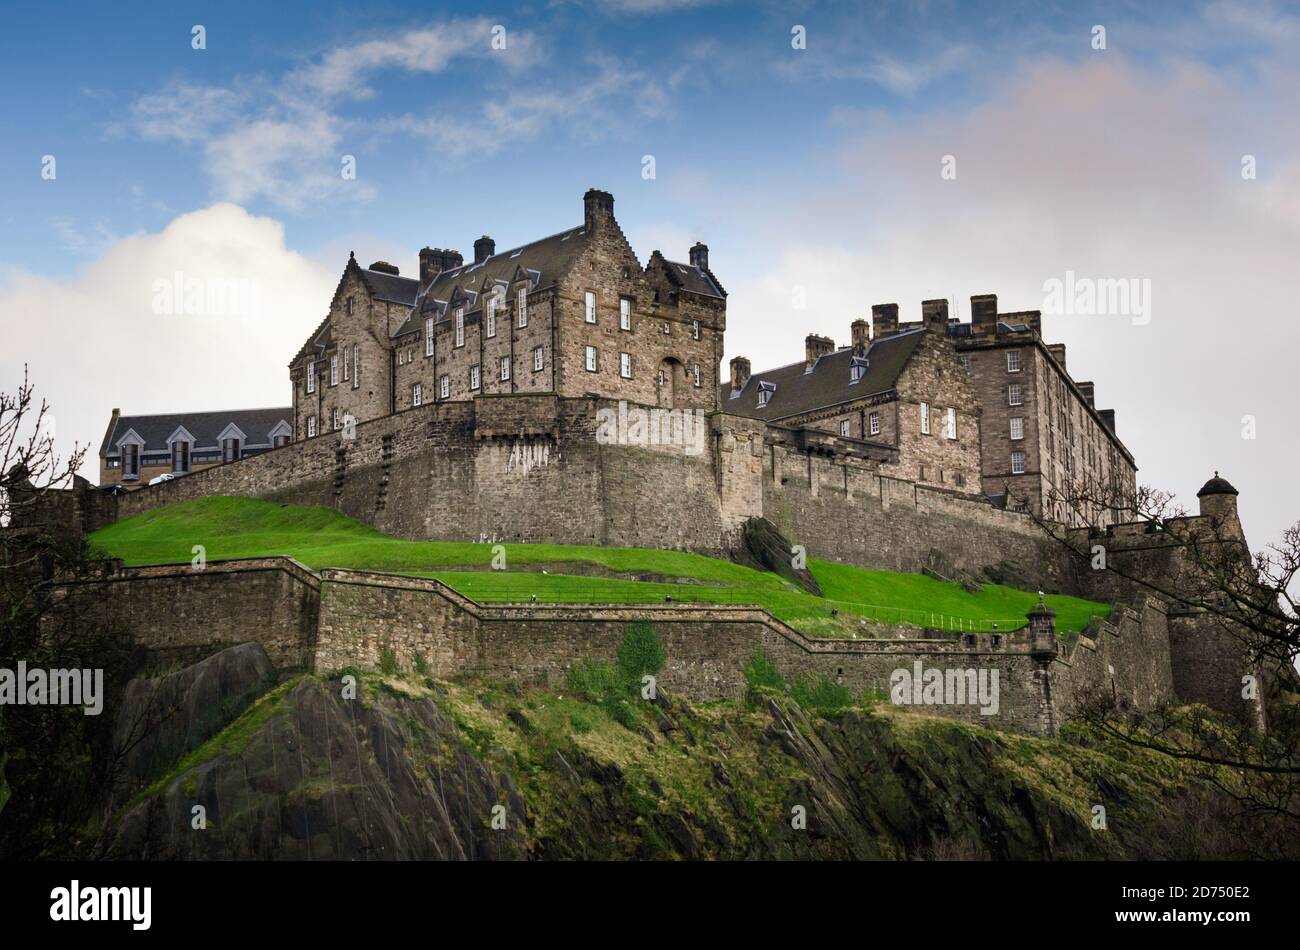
left=1049, top=599, right=1174, bottom=721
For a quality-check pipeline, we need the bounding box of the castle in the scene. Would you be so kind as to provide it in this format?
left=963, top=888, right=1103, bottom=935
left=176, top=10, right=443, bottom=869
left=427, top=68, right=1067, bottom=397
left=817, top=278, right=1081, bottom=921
left=59, top=188, right=1270, bottom=735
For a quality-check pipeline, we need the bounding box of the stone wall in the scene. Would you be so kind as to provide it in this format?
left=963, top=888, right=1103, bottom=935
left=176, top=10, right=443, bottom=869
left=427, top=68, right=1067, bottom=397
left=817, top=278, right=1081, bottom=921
left=67, top=557, right=1178, bottom=737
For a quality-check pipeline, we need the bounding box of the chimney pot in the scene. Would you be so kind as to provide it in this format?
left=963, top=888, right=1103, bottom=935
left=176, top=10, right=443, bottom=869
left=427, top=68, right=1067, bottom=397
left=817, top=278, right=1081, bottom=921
left=870, top=303, right=899, bottom=340
left=689, top=242, right=709, bottom=271
left=583, top=188, right=615, bottom=230
left=804, top=334, right=834, bottom=372
left=729, top=356, right=751, bottom=394
left=474, top=235, right=495, bottom=265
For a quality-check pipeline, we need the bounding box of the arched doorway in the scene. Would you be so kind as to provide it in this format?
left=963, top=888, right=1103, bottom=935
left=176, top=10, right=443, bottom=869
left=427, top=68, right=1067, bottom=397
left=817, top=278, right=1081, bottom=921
left=657, top=357, right=683, bottom=408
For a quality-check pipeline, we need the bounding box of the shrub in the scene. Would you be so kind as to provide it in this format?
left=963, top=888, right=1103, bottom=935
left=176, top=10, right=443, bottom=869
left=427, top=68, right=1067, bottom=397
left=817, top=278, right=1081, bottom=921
left=791, top=674, right=852, bottom=714
left=413, top=653, right=429, bottom=676
left=379, top=643, right=398, bottom=676
left=617, top=620, right=665, bottom=688
left=565, top=659, right=620, bottom=702
left=743, top=649, right=786, bottom=695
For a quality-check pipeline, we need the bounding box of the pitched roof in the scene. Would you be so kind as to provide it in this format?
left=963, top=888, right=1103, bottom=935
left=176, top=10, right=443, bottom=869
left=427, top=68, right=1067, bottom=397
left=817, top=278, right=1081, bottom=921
left=721, top=329, right=926, bottom=421
left=391, top=225, right=592, bottom=338
left=663, top=258, right=726, bottom=298
left=101, top=407, right=294, bottom=457
left=360, top=266, right=418, bottom=306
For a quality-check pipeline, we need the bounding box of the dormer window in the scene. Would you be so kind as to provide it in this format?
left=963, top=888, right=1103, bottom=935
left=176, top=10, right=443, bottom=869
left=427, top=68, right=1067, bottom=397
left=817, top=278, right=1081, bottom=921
left=171, top=440, right=190, bottom=473
left=222, top=437, right=241, bottom=463
left=757, top=381, right=776, bottom=407
left=121, top=444, right=140, bottom=479
left=850, top=357, right=869, bottom=383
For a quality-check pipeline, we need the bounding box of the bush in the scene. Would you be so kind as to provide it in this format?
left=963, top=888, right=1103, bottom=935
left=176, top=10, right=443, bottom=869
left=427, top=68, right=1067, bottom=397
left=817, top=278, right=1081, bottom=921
left=413, top=652, right=429, bottom=676
left=565, top=659, right=620, bottom=702
left=379, top=643, right=398, bottom=676
left=791, top=674, right=852, bottom=714
left=617, top=620, right=665, bottom=688
left=743, top=649, right=786, bottom=696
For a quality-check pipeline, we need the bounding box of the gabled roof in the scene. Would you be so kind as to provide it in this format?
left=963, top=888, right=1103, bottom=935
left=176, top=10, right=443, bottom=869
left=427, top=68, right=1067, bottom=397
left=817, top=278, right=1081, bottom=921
left=290, top=255, right=419, bottom=365
left=721, top=329, right=926, bottom=421
left=648, top=251, right=725, bottom=299
left=101, top=407, right=293, bottom=458
left=391, top=225, right=592, bottom=338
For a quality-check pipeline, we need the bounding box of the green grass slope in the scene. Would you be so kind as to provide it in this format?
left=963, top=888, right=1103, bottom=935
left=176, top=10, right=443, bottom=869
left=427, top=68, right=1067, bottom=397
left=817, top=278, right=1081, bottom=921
left=89, top=496, right=1109, bottom=633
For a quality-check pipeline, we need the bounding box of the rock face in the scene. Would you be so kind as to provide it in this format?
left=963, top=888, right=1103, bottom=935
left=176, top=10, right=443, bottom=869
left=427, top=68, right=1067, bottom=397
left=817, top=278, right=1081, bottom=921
left=741, top=516, right=823, bottom=595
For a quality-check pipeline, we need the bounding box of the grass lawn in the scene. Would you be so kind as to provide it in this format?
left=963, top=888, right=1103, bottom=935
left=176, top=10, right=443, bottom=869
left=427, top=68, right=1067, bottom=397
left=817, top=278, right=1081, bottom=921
left=89, top=496, right=1110, bottom=635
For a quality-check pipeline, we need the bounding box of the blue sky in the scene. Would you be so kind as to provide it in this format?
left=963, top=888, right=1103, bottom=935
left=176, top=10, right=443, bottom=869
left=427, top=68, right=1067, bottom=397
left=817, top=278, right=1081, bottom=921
left=2, top=0, right=1299, bottom=548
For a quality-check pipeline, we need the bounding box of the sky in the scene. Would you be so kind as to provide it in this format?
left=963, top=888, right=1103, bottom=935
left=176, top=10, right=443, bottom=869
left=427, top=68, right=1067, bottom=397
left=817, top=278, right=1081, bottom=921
left=1, top=0, right=1297, bottom=552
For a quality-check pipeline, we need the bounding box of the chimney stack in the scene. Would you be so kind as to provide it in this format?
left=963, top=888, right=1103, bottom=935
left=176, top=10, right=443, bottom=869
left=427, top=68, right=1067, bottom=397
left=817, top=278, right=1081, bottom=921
left=1099, top=409, right=1116, bottom=434
left=1047, top=343, right=1067, bottom=372
left=729, top=356, right=751, bottom=395
left=689, top=242, right=709, bottom=271
left=804, top=334, right=834, bottom=372
left=851, top=319, right=870, bottom=356
left=583, top=188, right=615, bottom=231
left=1077, top=381, right=1095, bottom=407
left=369, top=261, right=399, bottom=275
left=970, top=294, right=998, bottom=337
left=474, top=235, right=495, bottom=265
left=922, top=298, right=949, bottom=333
left=419, top=248, right=464, bottom=292
left=871, top=303, right=899, bottom=340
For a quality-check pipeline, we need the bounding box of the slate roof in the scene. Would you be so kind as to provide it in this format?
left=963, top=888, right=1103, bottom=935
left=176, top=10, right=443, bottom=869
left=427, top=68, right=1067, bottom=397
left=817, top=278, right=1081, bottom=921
left=102, top=407, right=294, bottom=458
left=391, top=225, right=593, bottom=338
left=361, top=267, right=418, bottom=306
left=661, top=258, right=726, bottom=299
left=721, top=329, right=926, bottom=421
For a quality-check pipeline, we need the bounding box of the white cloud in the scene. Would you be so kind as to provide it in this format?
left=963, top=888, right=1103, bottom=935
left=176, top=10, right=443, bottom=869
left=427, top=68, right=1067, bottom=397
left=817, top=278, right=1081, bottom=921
left=0, top=205, right=335, bottom=480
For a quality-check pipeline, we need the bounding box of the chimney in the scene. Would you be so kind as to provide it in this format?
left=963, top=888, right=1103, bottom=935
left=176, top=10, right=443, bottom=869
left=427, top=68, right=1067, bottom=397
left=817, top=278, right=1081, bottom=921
left=805, top=334, right=834, bottom=372
left=850, top=319, right=870, bottom=356
left=970, top=294, right=998, bottom=336
left=871, top=303, right=899, bottom=339
left=474, top=235, right=495, bottom=265
left=419, top=248, right=446, bottom=292
left=1047, top=343, right=1067, bottom=372
left=369, top=261, right=399, bottom=276
left=729, top=356, right=751, bottom=395
left=583, top=188, right=615, bottom=231
left=689, top=242, right=709, bottom=271
left=1099, top=409, right=1116, bottom=434
left=922, top=299, right=949, bottom=333
left=1077, top=381, right=1095, bottom=407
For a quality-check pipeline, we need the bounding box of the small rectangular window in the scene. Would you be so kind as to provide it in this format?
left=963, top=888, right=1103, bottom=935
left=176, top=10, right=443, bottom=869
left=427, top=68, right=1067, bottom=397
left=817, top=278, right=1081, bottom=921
left=1010, top=417, right=1024, bottom=440
left=585, top=346, right=597, bottom=372
left=347, top=296, right=354, bottom=316
left=585, top=291, right=596, bottom=323
left=1007, top=350, right=1021, bottom=373
left=440, top=374, right=450, bottom=399
left=353, top=343, right=360, bottom=387
left=869, top=411, right=880, bottom=435
left=500, top=356, right=510, bottom=381
left=343, top=346, right=351, bottom=381
left=534, top=346, right=543, bottom=372
left=307, top=416, right=317, bottom=438
left=620, top=298, right=631, bottom=330
left=691, top=319, right=700, bottom=340
left=1011, top=450, right=1026, bottom=474
left=960, top=353, right=972, bottom=371
left=1008, top=383, right=1023, bottom=406
left=331, top=409, right=339, bottom=431
left=518, top=287, right=528, bottom=327
left=330, top=355, right=339, bottom=386
left=946, top=407, right=957, bottom=440
left=306, top=361, right=316, bottom=394
left=920, top=402, right=930, bottom=435
left=455, top=308, right=465, bottom=347
left=470, top=365, right=480, bottom=390
left=839, top=420, right=850, bottom=437
left=693, top=364, right=701, bottom=388
left=425, top=318, right=434, bottom=356
left=172, top=442, right=189, bottom=474
left=486, top=295, right=497, bottom=337
left=413, top=383, right=423, bottom=407
left=620, top=352, right=631, bottom=379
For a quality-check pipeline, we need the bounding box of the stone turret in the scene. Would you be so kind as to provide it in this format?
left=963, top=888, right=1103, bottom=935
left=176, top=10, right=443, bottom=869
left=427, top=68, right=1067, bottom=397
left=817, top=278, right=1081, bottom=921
left=1026, top=597, right=1058, bottom=662
left=1196, top=472, right=1243, bottom=540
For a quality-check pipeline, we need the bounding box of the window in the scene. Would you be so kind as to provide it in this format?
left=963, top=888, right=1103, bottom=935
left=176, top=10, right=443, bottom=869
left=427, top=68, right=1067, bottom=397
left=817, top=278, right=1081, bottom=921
left=343, top=346, right=350, bottom=381
left=945, top=407, right=957, bottom=440
left=425, top=318, right=434, bottom=356
left=585, top=291, right=596, bottom=323
left=1010, top=417, right=1024, bottom=441
left=407, top=348, right=413, bottom=364
left=1008, top=383, right=1023, bottom=406
left=353, top=344, right=360, bottom=387
left=620, top=352, right=632, bottom=378
left=171, top=441, right=190, bottom=474
left=222, top=437, right=241, bottom=463
left=1006, top=350, right=1021, bottom=373
left=307, top=416, right=317, bottom=438
left=691, top=319, right=700, bottom=340
left=517, top=287, right=528, bottom=327
left=692, top=365, right=701, bottom=388
left=662, top=322, right=671, bottom=335
left=500, top=356, right=510, bottom=382
left=455, top=307, right=464, bottom=347
left=920, top=402, right=930, bottom=435
left=346, top=296, right=354, bottom=316
left=306, top=361, right=315, bottom=394
left=533, top=346, right=544, bottom=372
left=757, top=381, right=775, bottom=407
left=331, top=409, right=339, bottom=431
left=330, top=355, right=339, bottom=386
left=585, top=346, right=597, bottom=372
left=657, top=368, right=666, bottom=387
left=960, top=353, right=972, bottom=372
left=850, top=357, right=868, bottom=383
left=486, top=294, right=497, bottom=337
left=440, top=375, right=450, bottom=399
left=869, top=412, right=880, bottom=436
left=1011, top=451, right=1026, bottom=474
left=398, top=350, right=405, bottom=367
left=620, top=298, right=631, bottom=330
left=274, top=434, right=290, bottom=448
left=413, top=383, right=423, bottom=407
left=470, top=365, right=481, bottom=390
left=839, top=420, right=850, bottom=437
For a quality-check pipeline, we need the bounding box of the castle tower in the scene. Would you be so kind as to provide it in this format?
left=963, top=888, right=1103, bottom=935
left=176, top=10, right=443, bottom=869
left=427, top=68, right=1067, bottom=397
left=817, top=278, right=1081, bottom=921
left=1196, top=472, right=1243, bottom=540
